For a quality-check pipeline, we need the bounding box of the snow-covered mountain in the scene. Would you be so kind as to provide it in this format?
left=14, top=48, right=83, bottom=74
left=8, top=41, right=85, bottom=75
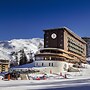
left=0, top=38, right=44, bottom=63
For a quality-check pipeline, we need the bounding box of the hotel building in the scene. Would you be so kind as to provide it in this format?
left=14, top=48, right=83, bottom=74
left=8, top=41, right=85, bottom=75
left=35, top=27, right=86, bottom=73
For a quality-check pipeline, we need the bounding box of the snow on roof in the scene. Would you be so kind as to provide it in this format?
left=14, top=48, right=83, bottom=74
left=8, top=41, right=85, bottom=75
left=0, top=51, right=10, bottom=60
left=11, top=62, right=35, bottom=68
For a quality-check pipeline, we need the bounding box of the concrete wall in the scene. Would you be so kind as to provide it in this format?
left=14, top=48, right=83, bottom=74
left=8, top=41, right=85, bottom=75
left=35, top=61, right=73, bottom=74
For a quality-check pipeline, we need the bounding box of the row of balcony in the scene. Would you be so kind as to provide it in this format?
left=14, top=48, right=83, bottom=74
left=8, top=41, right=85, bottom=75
left=68, top=47, right=83, bottom=56
left=68, top=38, right=84, bottom=51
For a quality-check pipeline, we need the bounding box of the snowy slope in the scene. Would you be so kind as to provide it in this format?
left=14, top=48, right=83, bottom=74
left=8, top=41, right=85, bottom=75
left=0, top=38, right=44, bottom=62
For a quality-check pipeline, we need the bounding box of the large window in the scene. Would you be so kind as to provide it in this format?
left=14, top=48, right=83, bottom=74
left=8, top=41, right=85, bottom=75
left=42, top=63, right=44, bottom=66
left=52, top=63, right=53, bottom=66
left=49, top=63, right=50, bottom=66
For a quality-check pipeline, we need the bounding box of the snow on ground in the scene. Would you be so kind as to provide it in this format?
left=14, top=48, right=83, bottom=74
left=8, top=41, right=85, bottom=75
left=0, top=78, right=90, bottom=90
left=0, top=64, right=90, bottom=90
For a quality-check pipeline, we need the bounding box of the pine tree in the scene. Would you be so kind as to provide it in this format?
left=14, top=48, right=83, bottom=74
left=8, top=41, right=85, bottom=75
left=38, top=42, right=43, bottom=49
left=28, top=50, right=34, bottom=63
left=19, top=49, right=27, bottom=65
left=15, top=52, right=18, bottom=65
left=10, top=51, right=18, bottom=67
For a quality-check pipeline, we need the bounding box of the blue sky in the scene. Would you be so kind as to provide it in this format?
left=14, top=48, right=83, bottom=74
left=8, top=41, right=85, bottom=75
left=0, top=0, right=90, bottom=40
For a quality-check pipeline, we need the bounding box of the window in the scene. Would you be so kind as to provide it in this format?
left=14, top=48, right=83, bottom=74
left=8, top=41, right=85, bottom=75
left=45, top=45, right=48, bottom=47
left=60, top=35, right=63, bottom=37
left=46, top=41, right=48, bottom=43
left=52, top=63, right=53, bottom=66
left=60, top=44, right=62, bottom=46
left=60, top=39, right=63, bottom=42
left=49, top=63, right=50, bottom=66
left=42, top=63, right=44, bottom=66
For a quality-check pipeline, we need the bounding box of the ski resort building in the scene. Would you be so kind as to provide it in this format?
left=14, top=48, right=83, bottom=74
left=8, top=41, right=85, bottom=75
left=35, top=27, right=87, bottom=73
left=0, top=59, right=9, bottom=72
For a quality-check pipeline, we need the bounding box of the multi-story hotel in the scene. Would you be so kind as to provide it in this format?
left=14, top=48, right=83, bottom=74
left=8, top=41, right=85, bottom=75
left=35, top=27, right=86, bottom=73
left=0, top=59, right=9, bottom=73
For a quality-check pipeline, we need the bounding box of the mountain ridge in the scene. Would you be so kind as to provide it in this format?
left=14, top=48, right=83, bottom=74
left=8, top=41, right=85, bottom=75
left=0, top=38, right=44, bottom=64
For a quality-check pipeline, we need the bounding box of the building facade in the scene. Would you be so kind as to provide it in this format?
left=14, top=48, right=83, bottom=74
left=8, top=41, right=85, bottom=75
left=82, top=37, right=90, bottom=58
left=0, top=60, right=9, bottom=73
left=35, top=27, right=86, bottom=73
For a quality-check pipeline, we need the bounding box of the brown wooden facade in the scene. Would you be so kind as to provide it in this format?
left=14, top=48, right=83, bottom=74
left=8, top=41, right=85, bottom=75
left=0, top=60, right=9, bottom=72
